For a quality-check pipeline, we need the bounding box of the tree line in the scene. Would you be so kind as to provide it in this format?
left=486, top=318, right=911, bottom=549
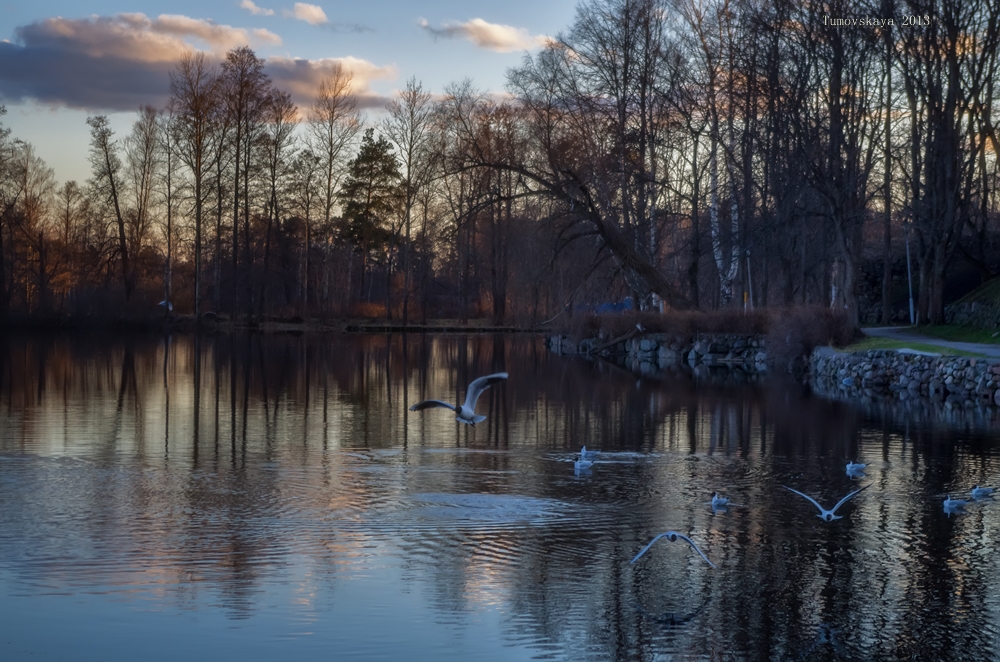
left=1, top=0, right=998, bottom=327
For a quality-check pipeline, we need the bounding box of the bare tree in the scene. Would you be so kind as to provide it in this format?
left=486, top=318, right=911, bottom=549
left=383, top=77, right=436, bottom=324
left=308, top=64, right=362, bottom=313
left=157, top=109, right=182, bottom=314
left=124, top=106, right=161, bottom=268
left=220, top=46, right=273, bottom=319
left=502, top=0, right=694, bottom=309
left=258, top=89, right=298, bottom=317
left=86, top=115, right=133, bottom=301
left=170, top=52, right=220, bottom=319
left=289, top=149, right=321, bottom=314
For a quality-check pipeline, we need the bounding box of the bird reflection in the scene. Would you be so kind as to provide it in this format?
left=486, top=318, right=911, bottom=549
left=798, top=623, right=848, bottom=660
left=631, top=531, right=716, bottom=568
left=782, top=484, right=871, bottom=521
left=633, top=595, right=709, bottom=628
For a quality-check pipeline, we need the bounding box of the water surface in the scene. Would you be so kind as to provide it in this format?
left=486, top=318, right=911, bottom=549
left=1, top=333, right=998, bottom=660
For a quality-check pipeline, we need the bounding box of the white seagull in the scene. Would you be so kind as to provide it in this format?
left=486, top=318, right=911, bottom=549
left=711, top=492, right=730, bottom=509
left=943, top=495, right=968, bottom=516
left=970, top=485, right=994, bottom=500
left=782, top=484, right=871, bottom=521
left=630, top=531, right=716, bottom=568
left=846, top=460, right=867, bottom=477
left=574, top=447, right=595, bottom=473
left=580, top=446, right=600, bottom=462
left=410, top=372, right=508, bottom=425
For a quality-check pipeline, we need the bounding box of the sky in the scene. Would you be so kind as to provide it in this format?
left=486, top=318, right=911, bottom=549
left=0, top=0, right=579, bottom=185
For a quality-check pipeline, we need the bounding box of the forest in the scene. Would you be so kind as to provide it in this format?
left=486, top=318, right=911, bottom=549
left=0, top=0, right=998, bottom=328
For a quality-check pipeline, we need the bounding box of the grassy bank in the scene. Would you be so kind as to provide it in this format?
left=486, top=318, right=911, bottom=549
left=841, top=336, right=985, bottom=358
left=919, top=325, right=1000, bottom=345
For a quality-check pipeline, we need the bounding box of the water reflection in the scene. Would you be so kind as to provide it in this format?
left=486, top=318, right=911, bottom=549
left=0, top=332, right=998, bottom=660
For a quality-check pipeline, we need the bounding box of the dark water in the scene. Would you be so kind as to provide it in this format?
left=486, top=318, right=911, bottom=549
left=1, top=333, right=999, bottom=661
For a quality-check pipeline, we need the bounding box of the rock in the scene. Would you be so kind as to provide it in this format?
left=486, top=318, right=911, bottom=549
left=639, top=338, right=657, bottom=352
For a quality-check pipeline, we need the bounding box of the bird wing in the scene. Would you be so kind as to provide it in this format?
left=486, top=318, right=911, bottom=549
left=831, top=483, right=871, bottom=513
left=462, top=372, right=509, bottom=411
left=630, top=532, right=674, bottom=564
left=410, top=400, right=457, bottom=412
left=782, top=485, right=826, bottom=514
left=672, top=533, right=717, bottom=569
left=630, top=531, right=715, bottom=568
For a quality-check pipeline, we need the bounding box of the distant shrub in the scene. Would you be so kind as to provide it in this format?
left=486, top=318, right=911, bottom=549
left=765, top=306, right=858, bottom=368
left=349, top=302, right=387, bottom=319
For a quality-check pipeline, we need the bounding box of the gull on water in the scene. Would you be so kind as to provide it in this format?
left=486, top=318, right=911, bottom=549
left=782, top=484, right=871, bottom=521
left=846, top=460, right=867, bottom=477
left=409, top=372, right=508, bottom=425
left=630, top=531, right=716, bottom=569
left=943, top=495, right=968, bottom=516
left=711, top=492, right=729, bottom=509
left=574, top=447, right=594, bottom=473
left=970, top=485, right=994, bottom=500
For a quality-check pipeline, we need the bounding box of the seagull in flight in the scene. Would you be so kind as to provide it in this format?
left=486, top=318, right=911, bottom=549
left=410, top=372, right=508, bottom=425
left=630, top=531, right=716, bottom=568
left=970, top=485, right=994, bottom=500
left=782, top=484, right=871, bottom=521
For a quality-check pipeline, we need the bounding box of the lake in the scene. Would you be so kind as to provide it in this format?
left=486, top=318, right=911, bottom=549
left=1, top=333, right=998, bottom=660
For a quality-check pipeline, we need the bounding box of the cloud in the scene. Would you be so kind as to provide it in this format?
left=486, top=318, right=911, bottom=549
left=240, top=1, right=275, bottom=17
left=285, top=3, right=328, bottom=26
left=418, top=17, right=550, bottom=52
left=267, top=56, right=394, bottom=110
left=0, top=14, right=389, bottom=112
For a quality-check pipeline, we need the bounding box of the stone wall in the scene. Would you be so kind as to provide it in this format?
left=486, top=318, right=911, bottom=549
left=944, top=301, right=1000, bottom=329
left=548, top=327, right=1000, bottom=415
left=548, top=332, right=768, bottom=373
left=810, top=348, right=1000, bottom=408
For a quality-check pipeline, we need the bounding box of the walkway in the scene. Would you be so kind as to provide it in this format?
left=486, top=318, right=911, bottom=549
left=861, top=326, right=1000, bottom=359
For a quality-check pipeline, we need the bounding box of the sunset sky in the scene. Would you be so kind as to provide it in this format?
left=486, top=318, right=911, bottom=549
left=0, top=0, right=577, bottom=184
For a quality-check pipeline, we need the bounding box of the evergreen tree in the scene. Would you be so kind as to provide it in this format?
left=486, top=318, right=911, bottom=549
left=339, top=129, right=402, bottom=307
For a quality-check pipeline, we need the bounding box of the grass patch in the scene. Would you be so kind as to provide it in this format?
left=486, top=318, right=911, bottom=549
left=919, top=325, right=1000, bottom=345
left=955, top=277, right=1000, bottom=306
left=842, top=336, right=985, bottom=357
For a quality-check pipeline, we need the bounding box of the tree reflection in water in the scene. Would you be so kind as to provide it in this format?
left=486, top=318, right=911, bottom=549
left=0, top=332, right=998, bottom=660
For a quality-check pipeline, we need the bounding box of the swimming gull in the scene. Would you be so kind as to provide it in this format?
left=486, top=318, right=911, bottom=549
left=574, top=447, right=594, bottom=473
left=846, top=460, right=867, bottom=477
left=943, top=495, right=968, bottom=516
left=970, top=485, right=994, bottom=500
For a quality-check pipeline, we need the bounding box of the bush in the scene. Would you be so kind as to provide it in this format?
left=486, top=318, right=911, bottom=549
left=765, top=306, right=858, bottom=368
